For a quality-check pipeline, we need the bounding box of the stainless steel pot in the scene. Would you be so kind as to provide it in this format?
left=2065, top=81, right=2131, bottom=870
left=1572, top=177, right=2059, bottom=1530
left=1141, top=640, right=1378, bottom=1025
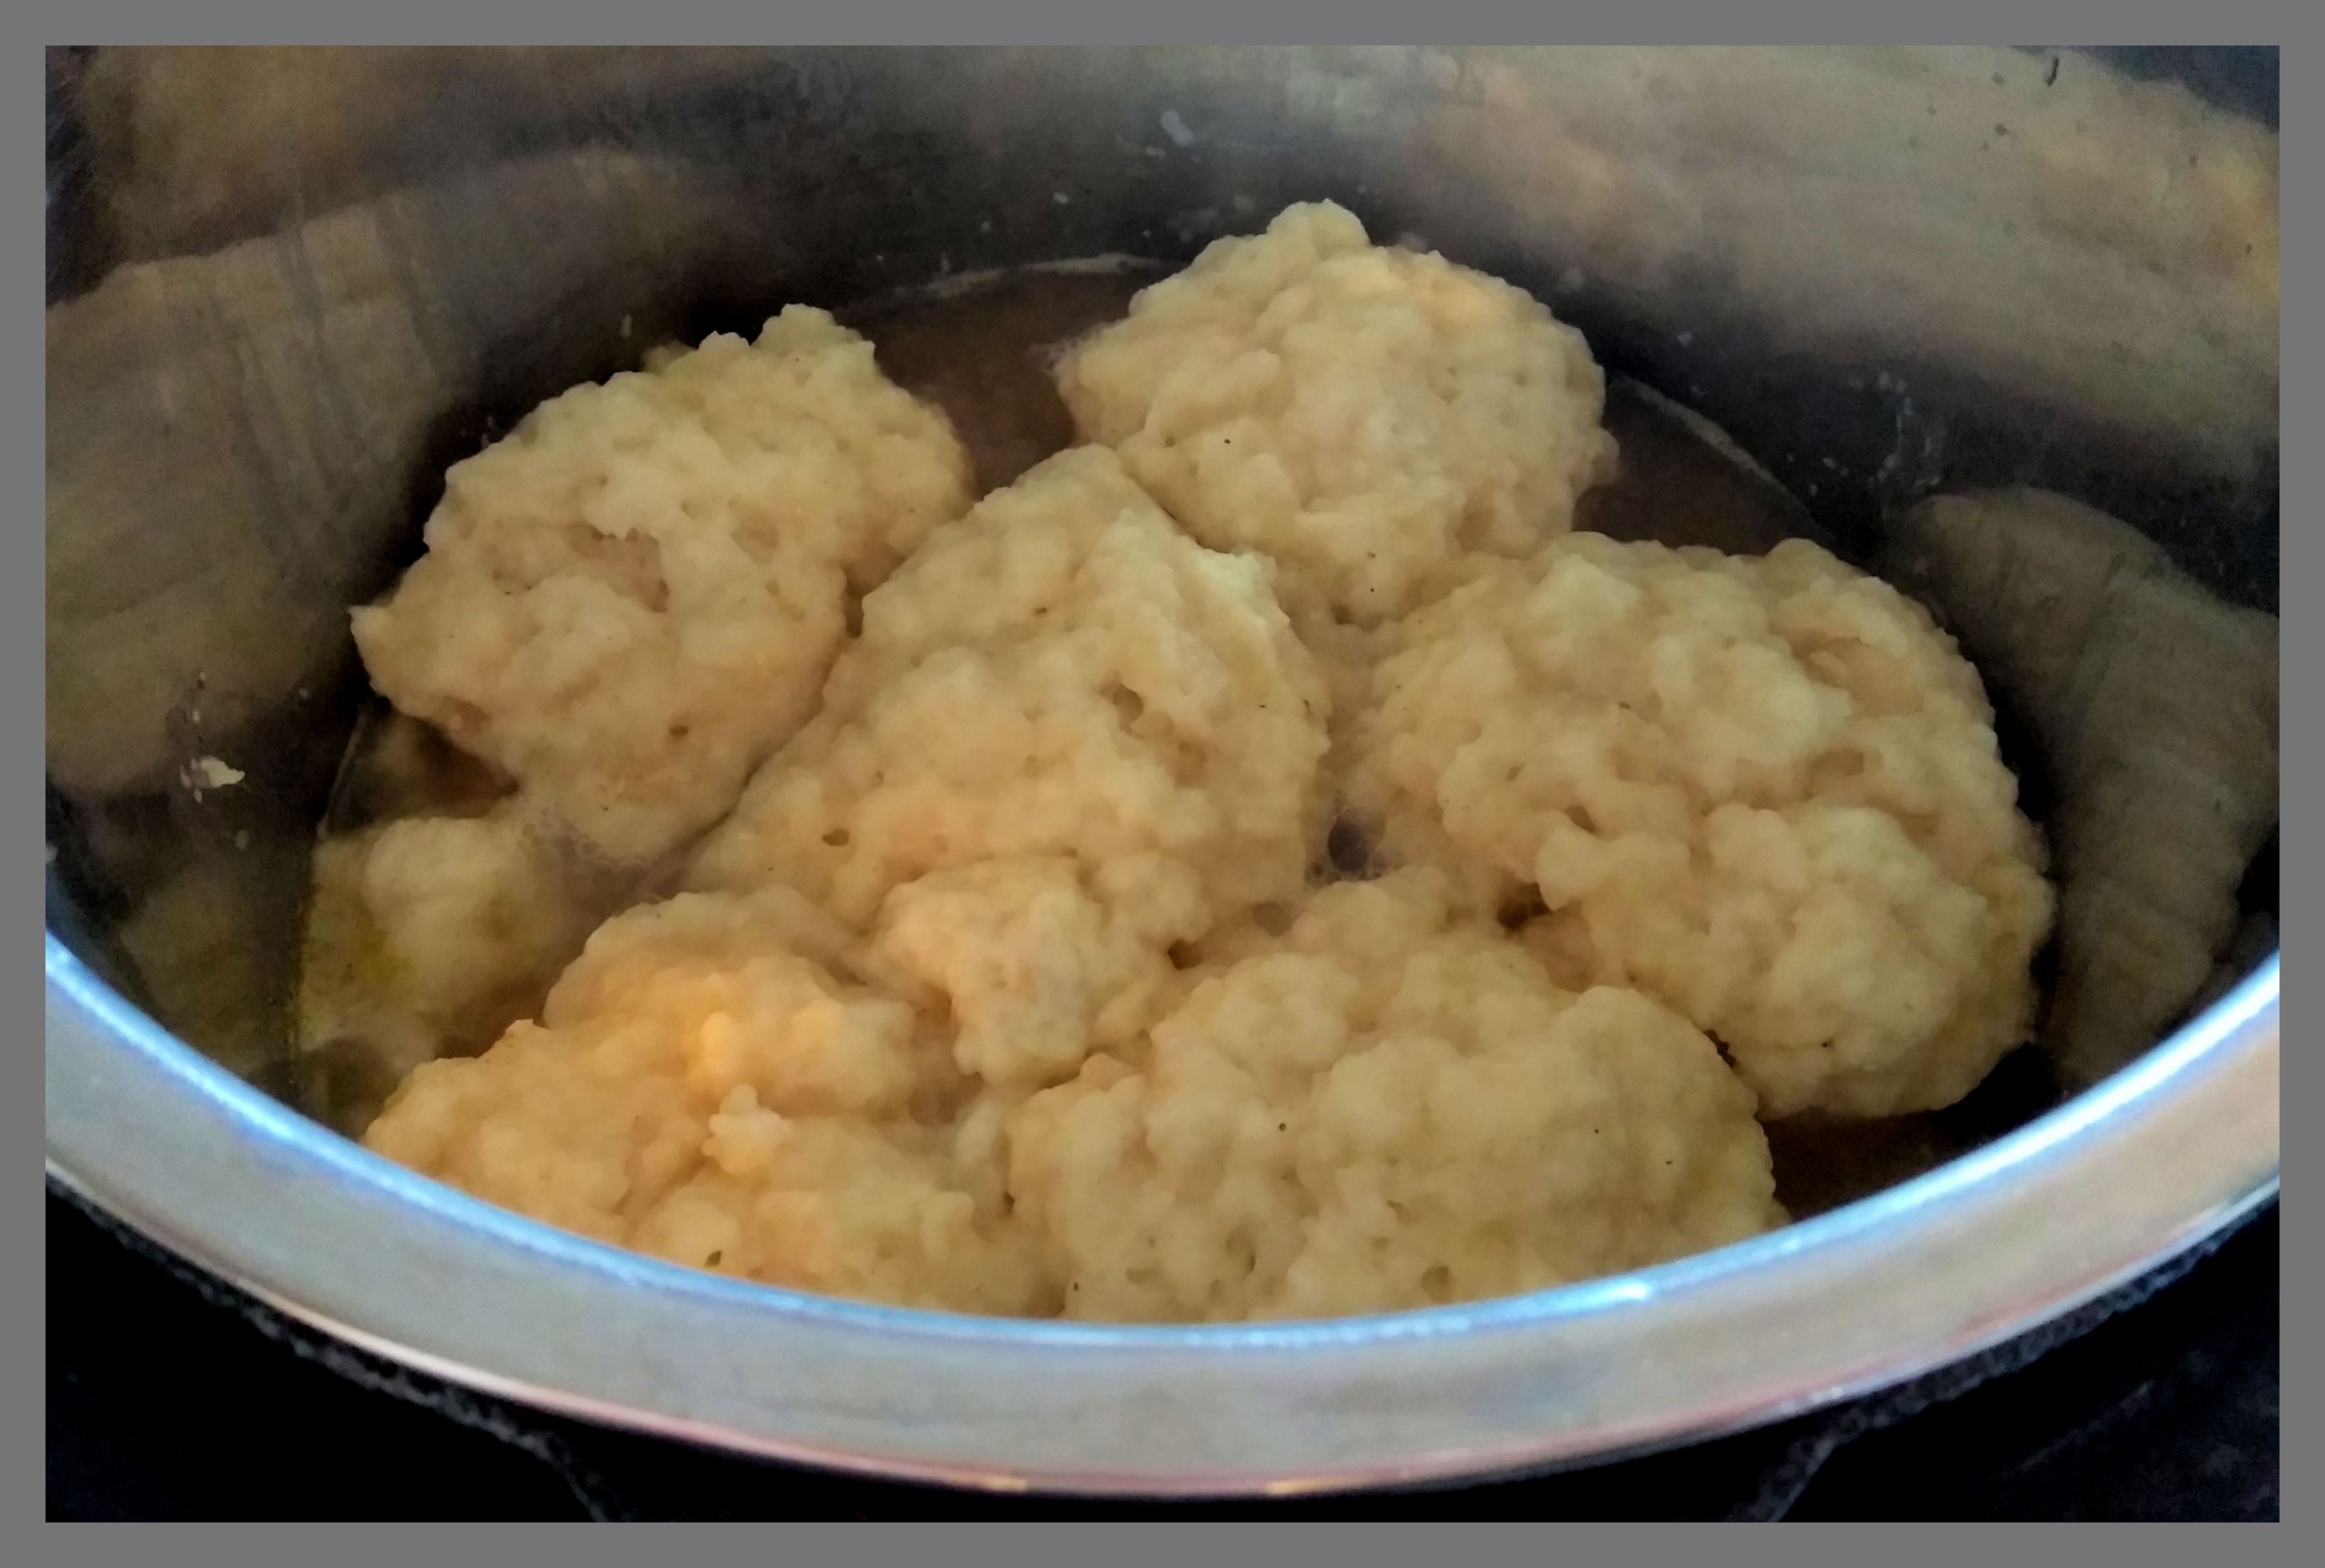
left=45, top=46, right=2278, bottom=1496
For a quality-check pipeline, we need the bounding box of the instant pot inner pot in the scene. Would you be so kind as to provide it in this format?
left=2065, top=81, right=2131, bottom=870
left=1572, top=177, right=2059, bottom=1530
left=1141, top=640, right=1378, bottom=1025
left=46, top=48, right=2279, bottom=1228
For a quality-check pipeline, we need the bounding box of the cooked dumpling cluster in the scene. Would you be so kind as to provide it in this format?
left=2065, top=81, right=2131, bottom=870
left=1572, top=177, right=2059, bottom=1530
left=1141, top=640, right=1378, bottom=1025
left=329, top=202, right=2057, bottom=1322
left=352, top=305, right=975, bottom=869
left=1344, top=532, right=2052, bottom=1118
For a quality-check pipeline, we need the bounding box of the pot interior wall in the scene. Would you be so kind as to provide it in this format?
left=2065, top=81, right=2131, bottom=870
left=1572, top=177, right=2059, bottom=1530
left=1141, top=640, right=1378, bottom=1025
left=44, top=47, right=2278, bottom=1213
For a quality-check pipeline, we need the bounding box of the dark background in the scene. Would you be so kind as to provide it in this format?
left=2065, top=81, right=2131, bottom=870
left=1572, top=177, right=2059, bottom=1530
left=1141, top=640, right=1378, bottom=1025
left=47, top=1185, right=2277, bottom=1521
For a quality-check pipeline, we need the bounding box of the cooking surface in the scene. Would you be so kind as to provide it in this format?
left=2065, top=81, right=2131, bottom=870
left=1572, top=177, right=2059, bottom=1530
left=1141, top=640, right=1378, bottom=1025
left=46, top=1183, right=2276, bottom=1520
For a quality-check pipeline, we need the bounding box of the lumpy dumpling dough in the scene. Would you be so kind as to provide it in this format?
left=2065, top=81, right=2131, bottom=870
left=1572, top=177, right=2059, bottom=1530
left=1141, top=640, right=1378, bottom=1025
left=336, top=200, right=2070, bottom=1325
left=686, top=444, right=1333, bottom=933
left=1346, top=534, right=2054, bottom=1120
left=1055, top=200, right=1619, bottom=631
left=365, top=863, right=1781, bottom=1320
left=298, top=803, right=612, bottom=1097
left=363, top=884, right=1050, bottom=1314
left=1007, top=870, right=1781, bottom=1322
left=361, top=854, right=1208, bottom=1315
left=352, top=306, right=975, bottom=866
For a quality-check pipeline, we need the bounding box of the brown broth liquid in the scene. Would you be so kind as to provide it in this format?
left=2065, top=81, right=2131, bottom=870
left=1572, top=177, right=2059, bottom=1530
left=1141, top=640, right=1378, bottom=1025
left=314, top=262, right=1947, bottom=1211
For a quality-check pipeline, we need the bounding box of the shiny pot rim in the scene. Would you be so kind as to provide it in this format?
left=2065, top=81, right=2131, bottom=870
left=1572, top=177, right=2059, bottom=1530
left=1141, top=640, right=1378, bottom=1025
left=43, top=934, right=2279, bottom=1496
